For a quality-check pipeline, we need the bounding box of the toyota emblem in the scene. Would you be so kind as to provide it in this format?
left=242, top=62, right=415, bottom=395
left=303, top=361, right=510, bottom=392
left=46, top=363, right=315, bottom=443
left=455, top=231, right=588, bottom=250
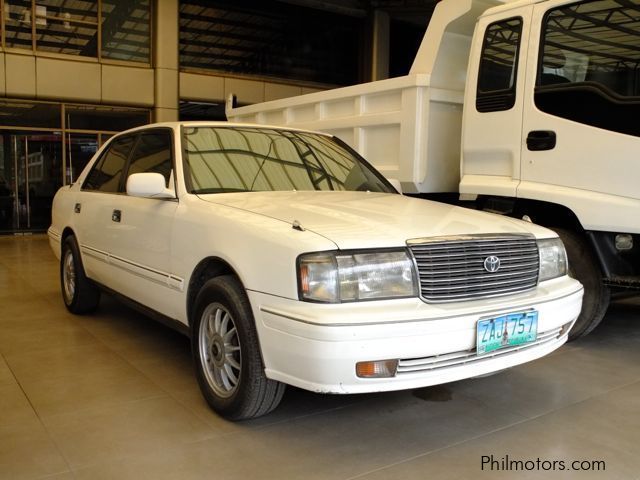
left=483, top=255, right=501, bottom=273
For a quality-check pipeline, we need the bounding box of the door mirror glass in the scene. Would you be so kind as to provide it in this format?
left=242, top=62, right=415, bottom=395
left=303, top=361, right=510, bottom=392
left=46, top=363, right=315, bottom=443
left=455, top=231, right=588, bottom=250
left=126, top=173, right=175, bottom=199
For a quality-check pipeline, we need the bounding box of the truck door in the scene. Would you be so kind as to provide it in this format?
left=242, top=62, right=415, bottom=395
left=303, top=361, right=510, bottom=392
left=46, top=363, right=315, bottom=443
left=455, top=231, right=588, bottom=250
left=519, top=0, right=640, bottom=232
left=460, top=4, right=534, bottom=198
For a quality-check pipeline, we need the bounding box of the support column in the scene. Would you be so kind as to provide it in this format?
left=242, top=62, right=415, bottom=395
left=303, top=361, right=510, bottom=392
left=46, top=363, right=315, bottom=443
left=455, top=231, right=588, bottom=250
left=154, top=0, right=179, bottom=122
left=371, top=10, right=390, bottom=81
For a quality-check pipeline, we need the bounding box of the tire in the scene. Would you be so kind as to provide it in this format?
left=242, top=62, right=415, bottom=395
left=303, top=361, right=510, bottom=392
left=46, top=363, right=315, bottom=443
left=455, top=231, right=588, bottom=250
left=60, top=235, right=101, bottom=314
left=192, top=275, right=285, bottom=420
left=553, top=228, right=610, bottom=340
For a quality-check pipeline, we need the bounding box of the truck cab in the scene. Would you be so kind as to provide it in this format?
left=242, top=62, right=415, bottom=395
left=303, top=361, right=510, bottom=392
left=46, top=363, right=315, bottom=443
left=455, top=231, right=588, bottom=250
left=462, top=0, right=640, bottom=337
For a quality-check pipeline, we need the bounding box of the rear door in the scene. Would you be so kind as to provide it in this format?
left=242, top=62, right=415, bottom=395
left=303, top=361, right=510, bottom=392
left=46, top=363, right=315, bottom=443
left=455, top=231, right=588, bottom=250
left=78, top=134, right=136, bottom=284
left=519, top=0, right=640, bottom=231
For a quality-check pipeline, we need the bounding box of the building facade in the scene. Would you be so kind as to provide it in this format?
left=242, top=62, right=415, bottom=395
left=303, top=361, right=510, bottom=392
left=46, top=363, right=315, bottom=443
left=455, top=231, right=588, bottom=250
left=0, top=0, right=428, bottom=234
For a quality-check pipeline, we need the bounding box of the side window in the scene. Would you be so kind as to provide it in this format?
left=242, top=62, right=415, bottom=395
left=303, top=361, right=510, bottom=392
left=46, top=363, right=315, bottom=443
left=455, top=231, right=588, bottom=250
left=535, top=0, right=640, bottom=137
left=126, top=131, right=174, bottom=188
left=476, top=18, right=523, bottom=113
left=83, top=136, right=135, bottom=192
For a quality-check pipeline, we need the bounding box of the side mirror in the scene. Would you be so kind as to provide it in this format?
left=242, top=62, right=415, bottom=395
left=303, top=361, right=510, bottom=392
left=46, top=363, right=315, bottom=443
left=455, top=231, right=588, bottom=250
left=387, top=178, right=403, bottom=194
left=127, top=173, right=175, bottom=199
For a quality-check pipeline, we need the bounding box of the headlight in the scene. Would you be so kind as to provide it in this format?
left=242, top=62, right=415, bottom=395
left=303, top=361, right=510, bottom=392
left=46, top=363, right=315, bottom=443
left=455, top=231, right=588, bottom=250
left=538, top=237, right=567, bottom=282
left=298, top=250, right=418, bottom=303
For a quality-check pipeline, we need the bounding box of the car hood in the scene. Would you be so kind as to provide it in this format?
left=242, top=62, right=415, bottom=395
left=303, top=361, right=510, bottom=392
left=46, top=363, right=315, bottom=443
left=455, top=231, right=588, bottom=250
left=198, top=191, right=553, bottom=249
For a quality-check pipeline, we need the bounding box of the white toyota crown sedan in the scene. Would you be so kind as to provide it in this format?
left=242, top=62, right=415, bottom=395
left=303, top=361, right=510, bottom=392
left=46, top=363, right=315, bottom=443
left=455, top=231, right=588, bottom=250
left=48, top=122, right=583, bottom=420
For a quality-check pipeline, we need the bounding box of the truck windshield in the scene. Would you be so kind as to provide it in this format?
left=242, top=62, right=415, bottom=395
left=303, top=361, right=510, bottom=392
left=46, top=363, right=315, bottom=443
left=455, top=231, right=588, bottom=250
left=182, top=126, right=395, bottom=194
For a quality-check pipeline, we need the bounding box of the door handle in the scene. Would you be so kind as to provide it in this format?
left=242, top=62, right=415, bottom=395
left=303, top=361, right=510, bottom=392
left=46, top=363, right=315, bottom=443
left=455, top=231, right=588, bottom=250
left=112, top=210, right=121, bottom=223
left=526, top=130, right=556, bottom=151
left=74, top=203, right=81, bottom=214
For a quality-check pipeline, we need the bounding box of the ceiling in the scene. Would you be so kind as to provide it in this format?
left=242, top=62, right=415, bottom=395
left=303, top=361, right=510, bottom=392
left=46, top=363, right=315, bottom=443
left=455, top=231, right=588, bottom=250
left=277, top=0, right=441, bottom=25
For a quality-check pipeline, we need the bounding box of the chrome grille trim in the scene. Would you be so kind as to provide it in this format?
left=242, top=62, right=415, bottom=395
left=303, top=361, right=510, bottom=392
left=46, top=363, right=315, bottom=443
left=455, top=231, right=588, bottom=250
left=420, top=268, right=538, bottom=290
left=396, top=325, right=564, bottom=375
left=408, top=234, right=540, bottom=302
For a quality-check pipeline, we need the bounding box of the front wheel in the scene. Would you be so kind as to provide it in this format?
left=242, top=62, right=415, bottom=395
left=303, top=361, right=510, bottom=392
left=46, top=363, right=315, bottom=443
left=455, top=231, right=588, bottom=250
left=553, top=228, right=610, bottom=340
left=192, top=275, right=285, bottom=420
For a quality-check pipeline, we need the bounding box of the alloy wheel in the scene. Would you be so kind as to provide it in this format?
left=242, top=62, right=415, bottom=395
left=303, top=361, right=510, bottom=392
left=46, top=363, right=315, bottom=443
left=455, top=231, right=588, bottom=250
left=198, top=303, right=242, bottom=398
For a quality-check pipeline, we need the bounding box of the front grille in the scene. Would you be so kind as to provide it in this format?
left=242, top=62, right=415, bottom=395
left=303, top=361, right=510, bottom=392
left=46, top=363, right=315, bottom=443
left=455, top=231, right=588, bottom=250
left=397, top=324, right=566, bottom=375
left=408, top=234, right=539, bottom=302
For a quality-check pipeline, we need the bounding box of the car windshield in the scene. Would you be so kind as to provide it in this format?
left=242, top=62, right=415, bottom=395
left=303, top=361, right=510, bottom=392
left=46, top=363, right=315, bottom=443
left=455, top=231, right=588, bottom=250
left=182, top=126, right=394, bottom=194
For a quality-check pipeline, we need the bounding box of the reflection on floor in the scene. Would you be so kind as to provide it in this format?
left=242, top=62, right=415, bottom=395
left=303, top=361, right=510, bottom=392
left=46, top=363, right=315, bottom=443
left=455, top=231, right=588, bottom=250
left=1, top=235, right=639, bottom=480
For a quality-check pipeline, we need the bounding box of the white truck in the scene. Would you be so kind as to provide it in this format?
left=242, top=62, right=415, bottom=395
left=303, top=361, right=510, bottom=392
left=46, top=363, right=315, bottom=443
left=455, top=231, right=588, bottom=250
left=226, top=0, right=640, bottom=340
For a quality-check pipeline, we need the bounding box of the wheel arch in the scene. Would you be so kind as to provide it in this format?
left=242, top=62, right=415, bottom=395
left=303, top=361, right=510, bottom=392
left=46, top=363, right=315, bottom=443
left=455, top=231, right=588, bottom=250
left=510, top=198, right=616, bottom=276
left=186, top=257, right=243, bottom=330
left=60, top=227, right=78, bottom=259
left=61, top=226, right=76, bottom=243
left=509, top=199, right=612, bottom=338
left=512, top=198, right=585, bottom=233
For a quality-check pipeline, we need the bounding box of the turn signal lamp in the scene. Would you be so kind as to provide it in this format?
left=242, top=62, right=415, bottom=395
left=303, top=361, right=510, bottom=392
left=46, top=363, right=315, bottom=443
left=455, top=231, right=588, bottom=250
left=356, top=360, right=399, bottom=378
left=559, top=321, right=573, bottom=338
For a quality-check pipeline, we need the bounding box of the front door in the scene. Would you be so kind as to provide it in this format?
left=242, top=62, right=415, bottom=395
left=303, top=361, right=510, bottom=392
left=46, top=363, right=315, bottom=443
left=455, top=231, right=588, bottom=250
left=0, top=132, right=63, bottom=233
left=519, top=0, right=640, bottom=231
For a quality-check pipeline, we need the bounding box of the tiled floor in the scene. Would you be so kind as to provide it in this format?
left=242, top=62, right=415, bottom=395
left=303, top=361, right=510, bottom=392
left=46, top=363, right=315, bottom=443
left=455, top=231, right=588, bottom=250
left=1, top=234, right=639, bottom=480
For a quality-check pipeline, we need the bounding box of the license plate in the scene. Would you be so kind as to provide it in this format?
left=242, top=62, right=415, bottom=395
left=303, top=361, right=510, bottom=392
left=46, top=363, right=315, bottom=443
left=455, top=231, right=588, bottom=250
left=476, top=311, right=538, bottom=355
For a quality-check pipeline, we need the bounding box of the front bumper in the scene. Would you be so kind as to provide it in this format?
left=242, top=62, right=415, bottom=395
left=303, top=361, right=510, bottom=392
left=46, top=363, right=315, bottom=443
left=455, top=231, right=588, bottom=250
left=249, top=276, right=583, bottom=394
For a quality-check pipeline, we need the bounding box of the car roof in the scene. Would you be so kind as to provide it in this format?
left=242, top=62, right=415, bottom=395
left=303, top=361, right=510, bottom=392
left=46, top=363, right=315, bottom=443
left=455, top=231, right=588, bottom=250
left=116, top=121, right=333, bottom=138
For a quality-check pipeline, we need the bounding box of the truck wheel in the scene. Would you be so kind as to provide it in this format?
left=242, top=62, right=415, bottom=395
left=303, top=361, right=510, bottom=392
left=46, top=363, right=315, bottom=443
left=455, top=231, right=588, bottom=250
left=61, top=235, right=101, bottom=314
left=553, top=228, right=610, bottom=340
left=192, top=275, right=285, bottom=420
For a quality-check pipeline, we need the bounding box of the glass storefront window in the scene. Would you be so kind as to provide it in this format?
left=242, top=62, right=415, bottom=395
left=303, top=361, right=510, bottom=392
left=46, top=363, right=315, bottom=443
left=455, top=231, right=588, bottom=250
left=100, top=133, right=114, bottom=144
left=0, top=131, right=64, bottom=233
left=66, top=134, right=98, bottom=185
left=65, top=105, right=150, bottom=132
left=2, top=0, right=150, bottom=64
left=36, top=0, right=99, bottom=23
left=179, top=0, right=362, bottom=86
left=5, top=1, right=33, bottom=50
left=63, top=104, right=150, bottom=185
left=36, top=17, right=98, bottom=57
left=101, top=0, right=151, bottom=63
left=0, top=99, right=149, bottom=232
left=0, top=101, right=62, bottom=129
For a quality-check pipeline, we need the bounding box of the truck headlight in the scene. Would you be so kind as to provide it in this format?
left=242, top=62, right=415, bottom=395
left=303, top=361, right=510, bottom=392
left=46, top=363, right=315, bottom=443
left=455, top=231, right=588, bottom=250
left=538, top=238, right=567, bottom=282
left=298, top=250, right=418, bottom=303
